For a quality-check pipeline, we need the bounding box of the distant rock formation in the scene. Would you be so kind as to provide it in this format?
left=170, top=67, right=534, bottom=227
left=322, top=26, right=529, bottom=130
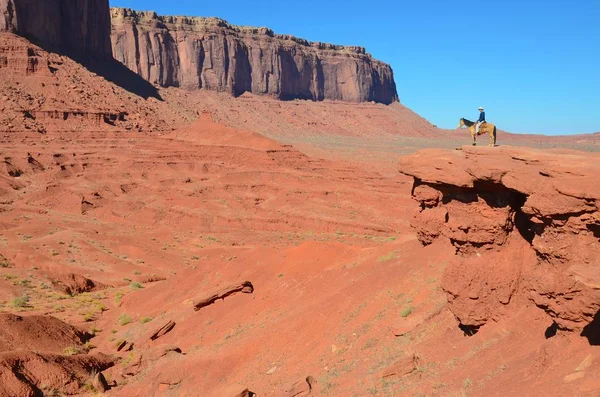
left=110, top=8, right=398, bottom=104
left=0, top=0, right=112, bottom=60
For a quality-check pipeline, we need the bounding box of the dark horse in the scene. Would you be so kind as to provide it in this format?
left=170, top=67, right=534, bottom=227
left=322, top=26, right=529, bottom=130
left=458, top=118, right=497, bottom=147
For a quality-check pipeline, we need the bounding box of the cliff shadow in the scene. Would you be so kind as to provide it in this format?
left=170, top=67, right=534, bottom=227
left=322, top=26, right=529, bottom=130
left=17, top=32, right=163, bottom=100
left=81, top=57, right=163, bottom=101
left=581, top=309, right=600, bottom=345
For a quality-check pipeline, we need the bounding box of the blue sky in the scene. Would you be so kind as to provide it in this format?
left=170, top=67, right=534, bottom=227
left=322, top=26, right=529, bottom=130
left=110, top=0, right=599, bottom=135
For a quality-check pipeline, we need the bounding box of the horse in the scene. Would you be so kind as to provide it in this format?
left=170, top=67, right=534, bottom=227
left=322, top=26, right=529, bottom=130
left=457, top=118, right=497, bottom=147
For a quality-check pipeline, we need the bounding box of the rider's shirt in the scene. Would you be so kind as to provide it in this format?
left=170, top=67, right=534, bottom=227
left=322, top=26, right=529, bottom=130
left=478, top=112, right=486, bottom=122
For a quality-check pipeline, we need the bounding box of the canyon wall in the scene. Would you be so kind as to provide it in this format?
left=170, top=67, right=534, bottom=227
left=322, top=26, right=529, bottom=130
left=110, top=8, right=398, bottom=104
left=0, top=0, right=112, bottom=60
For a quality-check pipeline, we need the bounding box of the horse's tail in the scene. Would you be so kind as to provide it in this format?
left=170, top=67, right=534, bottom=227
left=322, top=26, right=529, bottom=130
left=493, top=125, right=497, bottom=145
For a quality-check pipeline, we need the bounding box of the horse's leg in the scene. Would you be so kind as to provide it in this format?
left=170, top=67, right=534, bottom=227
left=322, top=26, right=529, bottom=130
left=472, top=132, right=476, bottom=146
left=489, top=130, right=493, bottom=147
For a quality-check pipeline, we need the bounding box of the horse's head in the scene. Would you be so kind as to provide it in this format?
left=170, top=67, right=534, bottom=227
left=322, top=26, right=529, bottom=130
left=457, top=118, right=465, bottom=128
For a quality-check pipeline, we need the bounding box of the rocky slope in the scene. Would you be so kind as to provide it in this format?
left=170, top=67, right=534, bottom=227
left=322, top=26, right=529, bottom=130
left=0, top=33, right=194, bottom=133
left=0, top=0, right=112, bottom=60
left=399, top=147, right=600, bottom=334
left=110, top=8, right=398, bottom=104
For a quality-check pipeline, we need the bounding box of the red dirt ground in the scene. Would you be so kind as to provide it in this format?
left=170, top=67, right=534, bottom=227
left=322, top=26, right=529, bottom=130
left=1, top=31, right=599, bottom=397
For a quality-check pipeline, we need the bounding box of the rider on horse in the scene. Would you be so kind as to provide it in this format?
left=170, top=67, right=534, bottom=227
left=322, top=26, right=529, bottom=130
left=476, top=107, right=486, bottom=134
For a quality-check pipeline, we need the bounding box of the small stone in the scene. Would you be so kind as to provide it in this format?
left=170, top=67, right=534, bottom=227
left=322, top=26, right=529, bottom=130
left=575, top=355, right=594, bottom=372
left=380, top=354, right=418, bottom=379
left=92, top=371, right=109, bottom=393
left=564, top=372, right=585, bottom=383
left=266, top=366, right=277, bottom=375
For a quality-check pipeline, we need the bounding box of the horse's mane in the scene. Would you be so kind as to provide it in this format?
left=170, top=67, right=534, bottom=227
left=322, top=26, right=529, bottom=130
left=462, top=118, right=475, bottom=127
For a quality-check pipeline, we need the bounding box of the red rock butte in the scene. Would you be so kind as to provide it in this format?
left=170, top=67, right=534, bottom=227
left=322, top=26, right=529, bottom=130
left=0, top=0, right=112, bottom=60
left=110, top=7, right=399, bottom=104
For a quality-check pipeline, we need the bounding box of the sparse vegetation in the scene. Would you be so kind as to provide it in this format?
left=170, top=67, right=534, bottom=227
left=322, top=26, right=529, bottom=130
left=400, top=306, right=413, bottom=318
left=83, top=312, right=95, bottom=322
left=140, top=316, right=153, bottom=324
left=114, top=291, right=124, bottom=304
left=83, top=341, right=95, bottom=351
left=377, top=251, right=397, bottom=262
left=11, top=294, right=30, bottom=308
left=123, top=351, right=135, bottom=365
left=118, top=313, right=132, bottom=326
left=63, top=346, right=82, bottom=355
left=130, top=282, right=143, bottom=289
left=0, top=254, right=12, bottom=268
left=89, top=326, right=101, bottom=335
left=345, top=302, right=367, bottom=323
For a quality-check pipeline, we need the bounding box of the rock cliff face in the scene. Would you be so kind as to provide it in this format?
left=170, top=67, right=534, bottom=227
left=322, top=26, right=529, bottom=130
left=0, top=0, right=112, bottom=60
left=399, top=147, right=600, bottom=334
left=110, top=8, right=398, bottom=104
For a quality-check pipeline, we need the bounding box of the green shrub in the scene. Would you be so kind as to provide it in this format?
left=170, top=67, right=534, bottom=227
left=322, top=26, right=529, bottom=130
left=118, top=314, right=132, bottom=326
left=11, top=295, right=29, bottom=308
left=400, top=306, right=413, bottom=318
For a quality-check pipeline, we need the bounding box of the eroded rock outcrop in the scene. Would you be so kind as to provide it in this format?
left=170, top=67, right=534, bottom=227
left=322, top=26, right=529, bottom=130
left=0, top=314, right=90, bottom=353
left=110, top=8, right=398, bottom=104
left=0, top=0, right=112, bottom=60
left=399, top=147, right=600, bottom=333
left=0, top=314, right=116, bottom=396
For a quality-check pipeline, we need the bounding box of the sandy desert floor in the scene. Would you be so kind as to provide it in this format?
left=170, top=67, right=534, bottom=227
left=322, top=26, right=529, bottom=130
left=1, top=32, right=599, bottom=397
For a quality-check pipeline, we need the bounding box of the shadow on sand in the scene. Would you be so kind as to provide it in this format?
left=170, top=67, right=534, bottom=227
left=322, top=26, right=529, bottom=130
left=19, top=32, right=162, bottom=101
left=581, top=309, right=600, bottom=346
left=84, top=57, right=163, bottom=101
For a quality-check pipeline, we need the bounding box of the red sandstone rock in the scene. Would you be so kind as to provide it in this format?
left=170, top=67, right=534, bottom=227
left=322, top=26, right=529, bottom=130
left=280, top=376, right=317, bottom=396
left=148, top=320, right=176, bottom=341
left=0, top=314, right=90, bottom=354
left=380, top=354, right=418, bottom=378
left=399, top=147, right=600, bottom=331
left=0, top=0, right=112, bottom=60
left=50, top=273, right=107, bottom=296
left=0, top=351, right=115, bottom=396
left=110, top=8, right=398, bottom=104
left=92, top=371, right=109, bottom=393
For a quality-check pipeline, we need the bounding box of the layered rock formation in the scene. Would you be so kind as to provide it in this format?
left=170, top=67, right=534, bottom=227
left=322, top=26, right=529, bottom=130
left=399, top=147, right=600, bottom=334
left=0, top=0, right=112, bottom=60
left=110, top=8, right=398, bottom=104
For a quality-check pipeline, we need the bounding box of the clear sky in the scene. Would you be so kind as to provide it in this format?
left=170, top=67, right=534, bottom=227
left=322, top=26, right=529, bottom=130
left=110, top=0, right=599, bottom=135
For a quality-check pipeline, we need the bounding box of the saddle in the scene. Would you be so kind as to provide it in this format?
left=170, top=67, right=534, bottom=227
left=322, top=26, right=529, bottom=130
left=477, top=122, right=489, bottom=135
